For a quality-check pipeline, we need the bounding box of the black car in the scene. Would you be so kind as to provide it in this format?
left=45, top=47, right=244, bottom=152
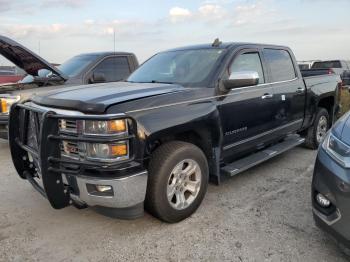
left=312, top=110, right=350, bottom=253
left=9, top=41, right=342, bottom=222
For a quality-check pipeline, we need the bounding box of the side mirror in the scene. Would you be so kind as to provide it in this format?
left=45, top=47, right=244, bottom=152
left=91, top=72, right=106, bottom=83
left=222, top=71, right=259, bottom=91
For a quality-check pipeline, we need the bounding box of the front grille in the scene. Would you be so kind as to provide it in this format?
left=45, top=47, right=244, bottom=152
left=26, top=111, right=43, bottom=151
left=59, top=119, right=77, bottom=134
left=61, top=141, right=81, bottom=160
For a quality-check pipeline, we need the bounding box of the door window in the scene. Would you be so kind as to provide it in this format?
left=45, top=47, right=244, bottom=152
left=93, top=56, right=131, bottom=82
left=229, top=52, right=265, bottom=84
left=264, top=49, right=296, bottom=82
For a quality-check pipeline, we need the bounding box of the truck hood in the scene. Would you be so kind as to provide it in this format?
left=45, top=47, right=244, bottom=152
left=32, top=81, right=185, bottom=114
left=333, top=111, right=350, bottom=145
left=0, top=35, right=67, bottom=80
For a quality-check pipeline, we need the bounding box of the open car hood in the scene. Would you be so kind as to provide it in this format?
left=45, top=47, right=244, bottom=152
left=0, top=35, right=67, bottom=80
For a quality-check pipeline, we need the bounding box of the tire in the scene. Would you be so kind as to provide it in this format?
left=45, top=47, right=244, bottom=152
left=304, top=107, right=330, bottom=149
left=145, top=141, right=209, bottom=223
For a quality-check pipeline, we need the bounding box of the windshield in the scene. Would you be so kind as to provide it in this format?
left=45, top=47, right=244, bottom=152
left=312, top=61, right=342, bottom=69
left=127, top=49, right=225, bottom=86
left=58, top=54, right=99, bottom=77
left=19, top=55, right=98, bottom=83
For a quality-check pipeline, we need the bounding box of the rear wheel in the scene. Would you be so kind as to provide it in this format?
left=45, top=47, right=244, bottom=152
left=304, top=107, right=330, bottom=149
left=145, top=141, right=209, bottom=223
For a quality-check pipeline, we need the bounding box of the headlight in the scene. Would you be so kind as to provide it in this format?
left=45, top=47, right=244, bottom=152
left=84, top=120, right=127, bottom=135
left=86, top=141, right=128, bottom=161
left=323, top=132, right=350, bottom=168
left=60, top=118, right=130, bottom=162
left=0, top=95, right=21, bottom=114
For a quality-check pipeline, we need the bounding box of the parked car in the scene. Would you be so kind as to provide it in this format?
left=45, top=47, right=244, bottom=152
left=312, top=110, right=350, bottom=255
left=298, top=60, right=320, bottom=71
left=0, top=35, right=139, bottom=139
left=0, top=75, right=23, bottom=84
left=9, top=40, right=342, bottom=223
left=301, top=60, right=350, bottom=86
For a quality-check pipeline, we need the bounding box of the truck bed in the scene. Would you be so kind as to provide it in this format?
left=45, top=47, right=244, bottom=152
left=303, top=74, right=341, bottom=90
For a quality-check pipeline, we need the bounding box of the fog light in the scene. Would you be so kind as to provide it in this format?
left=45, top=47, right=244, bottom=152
left=96, top=185, right=112, bottom=193
left=316, top=193, right=331, bottom=208
left=86, top=184, right=114, bottom=196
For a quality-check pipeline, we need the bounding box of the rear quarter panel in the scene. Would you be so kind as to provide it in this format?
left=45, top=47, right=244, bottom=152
left=302, top=74, right=341, bottom=128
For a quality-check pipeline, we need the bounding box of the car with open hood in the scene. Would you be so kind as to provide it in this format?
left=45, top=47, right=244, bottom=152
left=0, top=35, right=139, bottom=139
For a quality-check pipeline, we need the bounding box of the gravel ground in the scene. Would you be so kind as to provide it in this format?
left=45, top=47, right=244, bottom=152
left=0, top=138, right=348, bottom=262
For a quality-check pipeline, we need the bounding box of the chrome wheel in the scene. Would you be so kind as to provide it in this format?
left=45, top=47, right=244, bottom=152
left=316, top=115, right=328, bottom=144
left=166, top=159, right=202, bottom=210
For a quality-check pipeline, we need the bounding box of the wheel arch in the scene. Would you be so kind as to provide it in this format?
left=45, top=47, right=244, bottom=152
left=132, top=104, right=223, bottom=185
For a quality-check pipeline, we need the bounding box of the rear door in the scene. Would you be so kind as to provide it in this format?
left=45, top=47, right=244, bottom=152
left=262, top=48, right=305, bottom=133
left=220, top=49, right=277, bottom=160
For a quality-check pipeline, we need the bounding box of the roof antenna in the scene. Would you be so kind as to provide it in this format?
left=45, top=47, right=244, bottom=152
left=212, top=38, right=222, bottom=47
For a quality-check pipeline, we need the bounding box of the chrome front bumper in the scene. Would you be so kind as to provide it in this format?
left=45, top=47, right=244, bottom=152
left=70, top=171, right=148, bottom=209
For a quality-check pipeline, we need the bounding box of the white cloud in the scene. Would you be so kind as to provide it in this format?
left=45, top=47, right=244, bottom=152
left=2, top=23, right=66, bottom=38
left=169, top=7, right=192, bottom=23
left=199, top=4, right=223, bottom=16
left=41, top=0, right=88, bottom=8
left=84, top=19, right=95, bottom=25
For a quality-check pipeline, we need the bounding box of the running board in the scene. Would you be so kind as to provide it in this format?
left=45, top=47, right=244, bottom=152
left=221, top=135, right=305, bottom=177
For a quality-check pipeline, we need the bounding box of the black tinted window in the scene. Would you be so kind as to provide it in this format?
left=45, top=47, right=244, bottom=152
left=264, top=49, right=296, bottom=82
left=230, top=52, right=265, bottom=84
left=93, top=56, right=131, bottom=82
left=312, top=61, right=342, bottom=69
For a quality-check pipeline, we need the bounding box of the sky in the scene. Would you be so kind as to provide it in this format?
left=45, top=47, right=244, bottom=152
left=1, top=0, right=350, bottom=66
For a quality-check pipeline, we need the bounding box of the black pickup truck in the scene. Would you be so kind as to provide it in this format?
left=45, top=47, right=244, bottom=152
left=9, top=41, right=342, bottom=223
left=0, top=35, right=139, bottom=138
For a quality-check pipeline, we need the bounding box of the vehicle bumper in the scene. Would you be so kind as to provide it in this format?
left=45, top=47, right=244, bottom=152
left=69, top=171, right=148, bottom=218
left=312, top=147, right=350, bottom=248
left=0, top=115, right=8, bottom=139
left=9, top=102, right=147, bottom=219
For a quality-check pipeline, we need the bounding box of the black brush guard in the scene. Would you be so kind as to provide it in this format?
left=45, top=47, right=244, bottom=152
left=9, top=103, right=137, bottom=209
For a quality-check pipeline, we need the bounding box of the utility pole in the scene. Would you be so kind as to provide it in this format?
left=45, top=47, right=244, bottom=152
left=113, top=27, right=116, bottom=53
left=38, top=41, right=41, bottom=55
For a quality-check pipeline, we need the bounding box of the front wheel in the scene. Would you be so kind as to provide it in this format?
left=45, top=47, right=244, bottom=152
left=145, top=141, right=209, bottom=223
left=304, top=107, right=330, bottom=149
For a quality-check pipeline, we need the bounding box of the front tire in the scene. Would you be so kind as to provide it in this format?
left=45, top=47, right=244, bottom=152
left=145, top=141, right=209, bottom=223
left=304, top=107, right=330, bottom=149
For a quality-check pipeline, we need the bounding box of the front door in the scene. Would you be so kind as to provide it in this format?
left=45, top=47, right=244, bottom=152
left=218, top=49, right=277, bottom=161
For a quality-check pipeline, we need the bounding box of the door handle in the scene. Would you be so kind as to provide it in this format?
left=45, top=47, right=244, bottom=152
left=296, top=87, right=305, bottom=94
left=261, top=94, right=273, bottom=99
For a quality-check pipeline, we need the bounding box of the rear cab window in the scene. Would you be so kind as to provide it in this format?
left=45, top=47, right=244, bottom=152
left=312, top=61, right=342, bottom=69
left=229, top=52, right=265, bottom=84
left=263, top=49, right=297, bottom=82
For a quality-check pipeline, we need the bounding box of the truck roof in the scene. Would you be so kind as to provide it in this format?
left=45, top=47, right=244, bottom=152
left=77, top=51, right=136, bottom=57
left=166, top=42, right=290, bottom=52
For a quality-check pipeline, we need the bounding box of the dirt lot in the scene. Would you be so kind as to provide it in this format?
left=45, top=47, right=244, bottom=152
left=0, top=139, right=348, bottom=262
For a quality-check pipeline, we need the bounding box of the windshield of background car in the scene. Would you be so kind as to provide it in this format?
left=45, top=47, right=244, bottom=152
left=58, top=54, right=99, bottom=77
left=312, top=61, right=342, bottom=69
left=127, top=49, right=226, bottom=87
